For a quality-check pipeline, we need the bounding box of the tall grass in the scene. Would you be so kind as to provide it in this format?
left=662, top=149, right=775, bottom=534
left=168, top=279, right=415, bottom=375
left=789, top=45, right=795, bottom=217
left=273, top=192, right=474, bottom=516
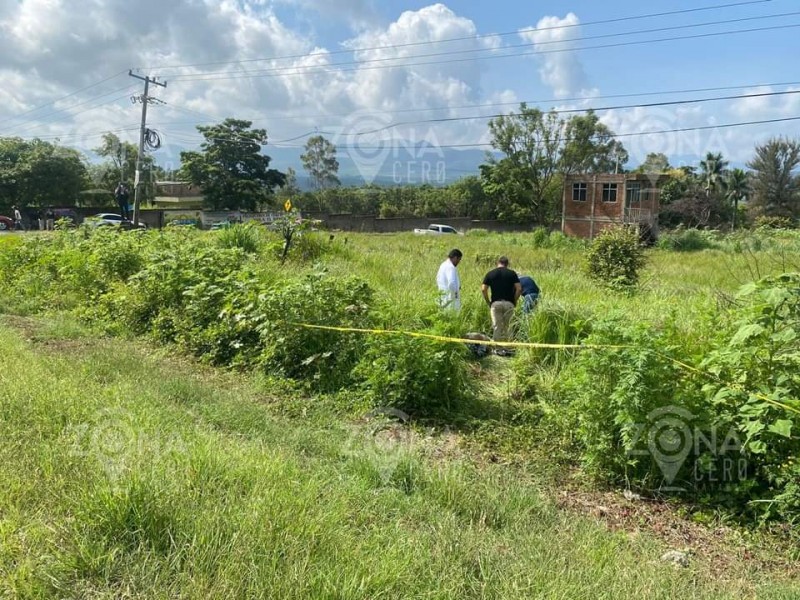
left=0, top=321, right=791, bottom=598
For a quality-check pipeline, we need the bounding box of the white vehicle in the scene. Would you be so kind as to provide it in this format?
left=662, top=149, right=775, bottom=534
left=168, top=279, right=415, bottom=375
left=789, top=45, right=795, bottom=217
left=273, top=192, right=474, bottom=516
left=86, top=213, right=146, bottom=229
left=413, top=224, right=462, bottom=235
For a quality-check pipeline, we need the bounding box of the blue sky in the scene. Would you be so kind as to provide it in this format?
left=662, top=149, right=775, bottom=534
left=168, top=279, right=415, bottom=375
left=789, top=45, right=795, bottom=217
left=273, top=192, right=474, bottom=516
left=272, top=0, right=800, bottom=100
left=1, top=0, right=799, bottom=177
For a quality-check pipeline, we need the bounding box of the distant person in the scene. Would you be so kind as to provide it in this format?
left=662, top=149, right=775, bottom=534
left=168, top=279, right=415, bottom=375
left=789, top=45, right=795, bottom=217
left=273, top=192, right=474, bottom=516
left=481, top=256, right=521, bottom=346
left=115, top=183, right=130, bottom=220
left=45, top=207, right=55, bottom=231
left=36, top=208, right=45, bottom=231
left=12, top=206, right=25, bottom=231
left=519, top=274, right=540, bottom=314
left=436, top=248, right=463, bottom=311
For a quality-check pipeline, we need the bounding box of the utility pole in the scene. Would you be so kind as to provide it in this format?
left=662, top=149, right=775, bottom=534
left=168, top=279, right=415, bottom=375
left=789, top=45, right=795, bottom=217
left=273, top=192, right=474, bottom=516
left=129, top=70, right=166, bottom=225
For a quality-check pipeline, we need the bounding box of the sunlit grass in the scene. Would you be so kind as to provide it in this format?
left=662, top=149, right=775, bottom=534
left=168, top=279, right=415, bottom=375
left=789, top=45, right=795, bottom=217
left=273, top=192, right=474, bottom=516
left=1, top=322, right=793, bottom=598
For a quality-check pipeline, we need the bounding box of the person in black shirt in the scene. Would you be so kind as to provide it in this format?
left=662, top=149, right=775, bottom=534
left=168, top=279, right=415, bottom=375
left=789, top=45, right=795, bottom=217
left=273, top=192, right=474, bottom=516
left=481, top=256, right=522, bottom=344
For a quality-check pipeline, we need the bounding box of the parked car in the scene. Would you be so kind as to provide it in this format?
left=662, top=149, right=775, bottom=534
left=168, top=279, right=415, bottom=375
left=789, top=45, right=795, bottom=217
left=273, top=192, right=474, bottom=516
left=413, top=224, right=462, bottom=235
left=0, top=216, right=13, bottom=231
left=85, top=213, right=146, bottom=230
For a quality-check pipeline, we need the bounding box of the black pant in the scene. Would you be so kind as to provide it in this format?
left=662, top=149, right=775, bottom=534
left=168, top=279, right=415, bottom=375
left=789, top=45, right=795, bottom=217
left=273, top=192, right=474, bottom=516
left=118, top=200, right=129, bottom=220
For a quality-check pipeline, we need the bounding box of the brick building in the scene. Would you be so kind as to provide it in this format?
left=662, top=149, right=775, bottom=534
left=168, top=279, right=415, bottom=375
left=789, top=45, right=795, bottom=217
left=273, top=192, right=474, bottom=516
left=561, top=174, right=666, bottom=239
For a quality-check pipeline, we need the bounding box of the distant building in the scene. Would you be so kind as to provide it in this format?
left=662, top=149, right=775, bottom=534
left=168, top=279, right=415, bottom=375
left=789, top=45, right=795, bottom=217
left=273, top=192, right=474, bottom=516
left=153, top=181, right=205, bottom=210
left=561, top=173, right=667, bottom=240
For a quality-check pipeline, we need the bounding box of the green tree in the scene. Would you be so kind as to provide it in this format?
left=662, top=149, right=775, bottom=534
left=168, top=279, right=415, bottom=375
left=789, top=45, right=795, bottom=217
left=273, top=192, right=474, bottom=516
left=92, top=132, right=163, bottom=203
left=635, top=152, right=671, bottom=174
left=747, top=137, right=800, bottom=219
left=450, top=175, right=493, bottom=219
left=725, top=168, right=749, bottom=230
left=560, top=110, right=629, bottom=174
left=179, top=119, right=286, bottom=211
left=481, top=104, right=563, bottom=223
left=699, top=151, right=729, bottom=198
left=301, top=135, right=340, bottom=190
left=0, top=137, right=88, bottom=208
left=93, top=133, right=138, bottom=185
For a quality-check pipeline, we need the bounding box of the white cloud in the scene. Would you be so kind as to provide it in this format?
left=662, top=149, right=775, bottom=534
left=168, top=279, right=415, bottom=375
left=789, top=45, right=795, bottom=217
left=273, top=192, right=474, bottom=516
left=0, top=1, right=516, bottom=158
left=730, top=86, right=800, bottom=119
left=519, top=13, right=593, bottom=99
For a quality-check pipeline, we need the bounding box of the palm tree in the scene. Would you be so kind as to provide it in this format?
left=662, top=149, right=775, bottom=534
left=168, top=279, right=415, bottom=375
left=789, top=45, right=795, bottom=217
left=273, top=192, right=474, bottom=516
left=699, top=152, right=729, bottom=198
left=725, top=168, right=749, bottom=231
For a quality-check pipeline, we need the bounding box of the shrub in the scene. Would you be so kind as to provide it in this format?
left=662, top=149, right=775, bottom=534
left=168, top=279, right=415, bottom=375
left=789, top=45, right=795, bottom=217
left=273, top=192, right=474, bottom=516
left=699, top=274, right=800, bottom=520
left=657, top=227, right=716, bottom=252
left=216, top=223, right=262, bottom=254
left=290, top=232, right=327, bottom=262
left=354, top=333, right=472, bottom=414
left=552, top=276, right=800, bottom=521
left=557, top=319, right=708, bottom=486
left=754, top=216, right=796, bottom=230
left=530, top=227, right=549, bottom=248
left=99, top=243, right=247, bottom=335
left=548, top=231, right=586, bottom=250
left=256, top=272, right=375, bottom=392
left=585, top=227, right=646, bottom=291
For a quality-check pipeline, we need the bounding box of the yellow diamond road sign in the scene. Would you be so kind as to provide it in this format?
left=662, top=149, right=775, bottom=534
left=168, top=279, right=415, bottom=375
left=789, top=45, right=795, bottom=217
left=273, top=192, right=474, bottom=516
left=284, top=200, right=292, bottom=212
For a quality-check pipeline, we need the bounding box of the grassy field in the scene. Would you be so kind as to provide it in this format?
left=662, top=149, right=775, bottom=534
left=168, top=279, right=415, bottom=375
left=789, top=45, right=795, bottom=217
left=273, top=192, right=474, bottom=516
left=1, top=315, right=797, bottom=598
left=1, top=227, right=799, bottom=597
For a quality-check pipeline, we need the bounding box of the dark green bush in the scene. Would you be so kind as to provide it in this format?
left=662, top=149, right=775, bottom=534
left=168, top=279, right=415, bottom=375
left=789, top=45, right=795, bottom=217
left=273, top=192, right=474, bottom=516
left=585, top=227, right=646, bottom=290
left=99, top=244, right=247, bottom=335
left=530, top=227, right=549, bottom=248
left=699, top=274, right=800, bottom=520
left=657, top=228, right=716, bottom=252
left=558, top=319, right=708, bottom=486
left=353, top=333, right=472, bottom=414
left=255, top=272, right=374, bottom=392
left=553, top=276, right=800, bottom=521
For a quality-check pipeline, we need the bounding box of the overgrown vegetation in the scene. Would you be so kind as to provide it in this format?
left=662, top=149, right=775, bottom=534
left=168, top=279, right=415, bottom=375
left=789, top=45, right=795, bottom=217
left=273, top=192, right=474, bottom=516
left=585, top=227, right=646, bottom=290
left=4, top=321, right=791, bottom=597
left=1, top=225, right=800, bottom=528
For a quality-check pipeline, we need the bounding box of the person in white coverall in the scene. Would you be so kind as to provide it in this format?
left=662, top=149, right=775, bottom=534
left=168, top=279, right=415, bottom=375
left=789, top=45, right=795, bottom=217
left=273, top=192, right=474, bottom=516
left=436, top=248, right=463, bottom=311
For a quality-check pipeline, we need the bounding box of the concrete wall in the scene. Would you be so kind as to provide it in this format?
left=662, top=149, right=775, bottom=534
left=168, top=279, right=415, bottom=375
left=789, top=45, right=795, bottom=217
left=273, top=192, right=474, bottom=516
left=311, top=214, right=538, bottom=233
left=13, top=205, right=540, bottom=234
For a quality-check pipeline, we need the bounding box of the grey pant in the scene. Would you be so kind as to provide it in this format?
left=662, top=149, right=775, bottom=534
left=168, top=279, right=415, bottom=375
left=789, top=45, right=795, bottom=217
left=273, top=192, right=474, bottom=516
left=490, top=300, right=515, bottom=342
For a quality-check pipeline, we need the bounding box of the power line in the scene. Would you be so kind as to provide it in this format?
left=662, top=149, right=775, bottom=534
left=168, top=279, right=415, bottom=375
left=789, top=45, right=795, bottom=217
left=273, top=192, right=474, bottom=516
left=141, top=0, right=777, bottom=72
left=342, top=88, right=800, bottom=138
left=166, top=22, right=800, bottom=83
left=166, top=11, right=800, bottom=81
left=151, top=79, right=800, bottom=128
left=11, top=126, right=141, bottom=142
left=19, top=82, right=794, bottom=147
left=169, top=115, right=800, bottom=150
left=158, top=87, right=800, bottom=147
left=0, top=70, right=127, bottom=127
left=4, top=85, right=139, bottom=135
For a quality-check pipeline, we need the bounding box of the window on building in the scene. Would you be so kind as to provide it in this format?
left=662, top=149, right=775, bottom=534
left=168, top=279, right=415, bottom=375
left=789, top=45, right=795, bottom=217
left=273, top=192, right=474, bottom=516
left=572, top=182, right=587, bottom=201
left=626, top=182, right=641, bottom=203
left=602, top=183, right=618, bottom=203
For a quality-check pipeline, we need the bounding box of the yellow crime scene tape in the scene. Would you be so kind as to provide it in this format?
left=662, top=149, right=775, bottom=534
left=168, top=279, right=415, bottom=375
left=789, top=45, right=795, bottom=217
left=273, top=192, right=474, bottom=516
left=289, top=321, right=800, bottom=417
left=289, top=322, right=628, bottom=350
